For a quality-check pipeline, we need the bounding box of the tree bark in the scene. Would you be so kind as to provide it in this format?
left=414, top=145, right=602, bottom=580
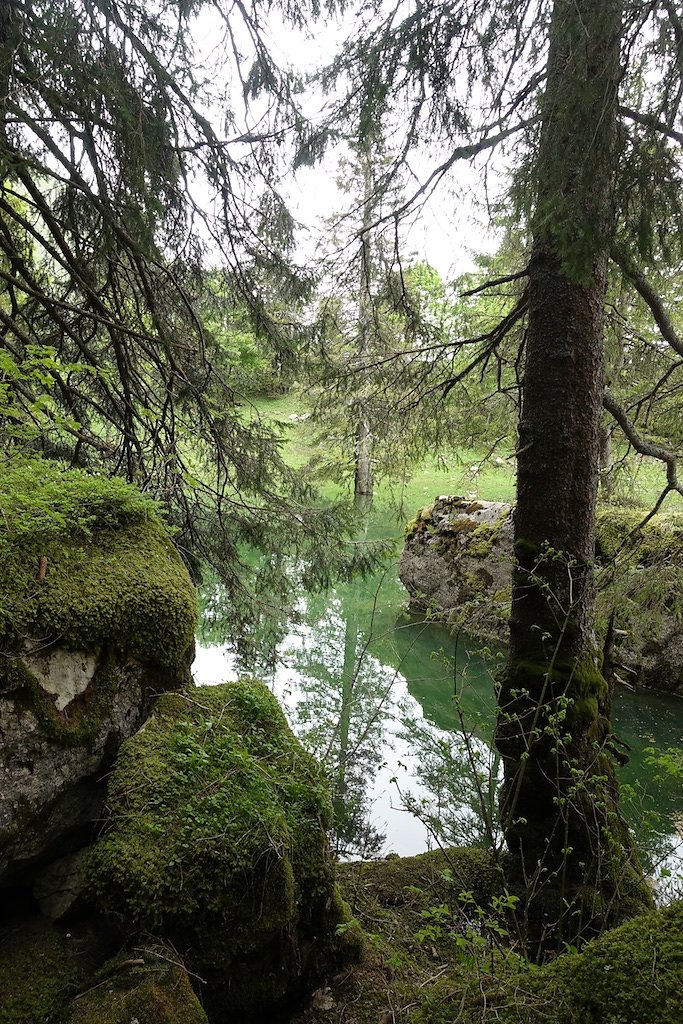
left=495, top=0, right=650, bottom=943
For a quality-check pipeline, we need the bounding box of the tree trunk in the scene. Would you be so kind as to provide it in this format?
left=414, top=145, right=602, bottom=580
left=495, top=0, right=650, bottom=945
left=354, top=149, right=374, bottom=506
left=0, top=0, right=20, bottom=147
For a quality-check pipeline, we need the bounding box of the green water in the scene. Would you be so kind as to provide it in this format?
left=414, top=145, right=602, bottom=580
left=195, top=517, right=683, bottom=892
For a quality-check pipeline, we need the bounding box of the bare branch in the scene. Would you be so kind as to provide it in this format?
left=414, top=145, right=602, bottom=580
left=611, top=247, right=683, bottom=357
left=603, top=390, right=683, bottom=504
left=360, top=116, right=541, bottom=238
left=619, top=104, right=683, bottom=145
left=459, top=267, right=529, bottom=299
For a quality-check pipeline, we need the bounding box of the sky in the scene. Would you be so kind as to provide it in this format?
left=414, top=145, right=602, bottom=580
left=190, top=4, right=501, bottom=284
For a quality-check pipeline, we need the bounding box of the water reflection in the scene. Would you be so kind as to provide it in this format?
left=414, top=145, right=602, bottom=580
left=194, top=562, right=683, bottom=893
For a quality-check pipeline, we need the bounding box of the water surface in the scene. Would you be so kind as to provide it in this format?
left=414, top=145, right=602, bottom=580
left=194, top=525, right=683, bottom=894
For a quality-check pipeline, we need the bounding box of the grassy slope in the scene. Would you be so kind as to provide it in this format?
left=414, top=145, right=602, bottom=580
left=250, top=393, right=681, bottom=530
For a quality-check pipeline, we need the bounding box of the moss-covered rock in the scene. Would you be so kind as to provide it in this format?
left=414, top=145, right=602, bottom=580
left=289, top=854, right=681, bottom=1024
left=0, top=918, right=207, bottom=1024
left=480, top=899, right=683, bottom=1024
left=544, top=898, right=683, bottom=1024
left=0, top=917, right=94, bottom=1024
left=399, top=497, right=513, bottom=640
left=0, top=458, right=197, bottom=887
left=399, top=496, right=683, bottom=695
left=69, top=947, right=209, bottom=1024
left=0, top=458, right=196, bottom=668
left=86, top=680, right=356, bottom=1021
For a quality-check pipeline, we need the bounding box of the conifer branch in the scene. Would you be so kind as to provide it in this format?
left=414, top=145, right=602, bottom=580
left=360, top=116, right=541, bottom=237
left=619, top=105, right=683, bottom=145
left=603, top=390, right=683, bottom=502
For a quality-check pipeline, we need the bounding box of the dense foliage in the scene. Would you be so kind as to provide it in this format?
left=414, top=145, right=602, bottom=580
left=0, top=1, right=390, bottom=652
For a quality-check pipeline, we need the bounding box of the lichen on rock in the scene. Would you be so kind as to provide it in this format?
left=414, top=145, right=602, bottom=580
left=86, top=680, right=358, bottom=1021
left=398, top=496, right=513, bottom=641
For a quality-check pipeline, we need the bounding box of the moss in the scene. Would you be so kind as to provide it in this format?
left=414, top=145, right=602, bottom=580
left=405, top=503, right=436, bottom=540
left=86, top=681, right=351, bottom=1020
left=288, top=848, right=509, bottom=1024
left=0, top=459, right=196, bottom=669
left=348, top=847, right=505, bottom=908
left=595, top=506, right=683, bottom=565
left=467, top=511, right=509, bottom=559
left=484, top=900, right=683, bottom=1024
left=499, top=652, right=608, bottom=713
left=292, top=856, right=682, bottom=1024
left=0, top=918, right=88, bottom=1024
left=69, top=947, right=208, bottom=1024
left=1, top=520, right=196, bottom=669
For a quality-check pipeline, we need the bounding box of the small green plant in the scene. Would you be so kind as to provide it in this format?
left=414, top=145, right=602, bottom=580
left=413, top=888, right=519, bottom=957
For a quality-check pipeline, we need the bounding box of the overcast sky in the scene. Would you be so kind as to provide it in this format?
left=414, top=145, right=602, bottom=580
left=191, top=5, right=501, bottom=284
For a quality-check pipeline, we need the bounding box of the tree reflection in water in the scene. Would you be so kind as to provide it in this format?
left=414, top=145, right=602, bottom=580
left=195, top=567, right=683, bottom=891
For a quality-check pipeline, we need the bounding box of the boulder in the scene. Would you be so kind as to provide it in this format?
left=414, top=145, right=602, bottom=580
left=490, top=899, right=683, bottom=1024
left=0, top=459, right=197, bottom=889
left=398, top=496, right=513, bottom=640
left=68, top=947, right=209, bottom=1024
left=0, top=917, right=206, bottom=1024
left=399, top=496, right=683, bottom=695
left=86, top=680, right=358, bottom=1021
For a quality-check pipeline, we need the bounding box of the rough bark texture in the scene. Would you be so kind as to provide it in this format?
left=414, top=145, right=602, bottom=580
left=495, top=0, right=650, bottom=938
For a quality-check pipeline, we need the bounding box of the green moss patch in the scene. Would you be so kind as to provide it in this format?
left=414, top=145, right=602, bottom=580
left=86, top=681, right=353, bottom=1020
left=477, top=899, right=683, bottom=1024
left=0, top=457, right=196, bottom=665
left=290, top=848, right=510, bottom=1024
left=0, top=918, right=89, bottom=1024
left=69, top=947, right=208, bottom=1024
left=595, top=506, right=683, bottom=565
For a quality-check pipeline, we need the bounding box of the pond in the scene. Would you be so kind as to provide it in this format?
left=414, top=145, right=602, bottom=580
left=193, top=513, right=683, bottom=896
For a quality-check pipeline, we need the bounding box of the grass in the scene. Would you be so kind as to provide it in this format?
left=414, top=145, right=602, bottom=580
left=249, top=391, right=681, bottom=536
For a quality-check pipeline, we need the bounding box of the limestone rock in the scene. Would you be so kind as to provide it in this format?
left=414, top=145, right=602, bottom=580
left=398, top=496, right=683, bottom=695
left=398, top=496, right=513, bottom=641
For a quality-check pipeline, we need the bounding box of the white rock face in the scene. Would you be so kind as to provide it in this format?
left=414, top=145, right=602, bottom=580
left=23, top=645, right=98, bottom=711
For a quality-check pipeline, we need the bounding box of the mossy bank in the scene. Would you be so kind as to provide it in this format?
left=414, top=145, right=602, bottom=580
left=399, top=496, right=683, bottom=695
left=288, top=849, right=682, bottom=1024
